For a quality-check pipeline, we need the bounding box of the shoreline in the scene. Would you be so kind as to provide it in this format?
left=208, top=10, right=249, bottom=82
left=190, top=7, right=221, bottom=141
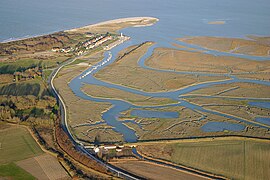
left=0, top=17, right=159, bottom=44
left=67, top=16, right=158, bottom=32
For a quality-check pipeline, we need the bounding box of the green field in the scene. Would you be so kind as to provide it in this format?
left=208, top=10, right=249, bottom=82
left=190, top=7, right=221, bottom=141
left=0, top=126, right=43, bottom=164
left=139, top=139, right=270, bottom=180
left=0, top=59, right=39, bottom=74
left=0, top=163, right=35, bottom=180
left=0, top=78, right=49, bottom=97
left=0, top=57, right=68, bottom=75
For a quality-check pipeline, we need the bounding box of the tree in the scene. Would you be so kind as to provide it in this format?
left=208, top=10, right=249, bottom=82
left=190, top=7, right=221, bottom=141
left=30, top=107, right=44, bottom=117
left=52, top=104, right=59, bottom=114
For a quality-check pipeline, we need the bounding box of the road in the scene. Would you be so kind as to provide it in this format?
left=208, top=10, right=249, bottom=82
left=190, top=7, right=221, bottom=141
left=49, top=55, right=141, bottom=180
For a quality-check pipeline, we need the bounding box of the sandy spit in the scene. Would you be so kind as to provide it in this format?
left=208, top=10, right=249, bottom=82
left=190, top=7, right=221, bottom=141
left=66, top=17, right=159, bottom=32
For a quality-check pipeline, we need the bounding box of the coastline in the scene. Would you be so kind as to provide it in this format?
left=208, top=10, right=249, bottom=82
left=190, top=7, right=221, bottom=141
left=1, top=17, right=159, bottom=44
left=66, top=17, right=158, bottom=32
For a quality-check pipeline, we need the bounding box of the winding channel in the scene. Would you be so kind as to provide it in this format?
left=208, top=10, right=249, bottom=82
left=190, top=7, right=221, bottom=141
left=68, top=27, right=270, bottom=143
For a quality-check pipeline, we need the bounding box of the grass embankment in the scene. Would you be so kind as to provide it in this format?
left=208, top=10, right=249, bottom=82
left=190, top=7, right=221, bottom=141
left=138, top=139, right=270, bottom=180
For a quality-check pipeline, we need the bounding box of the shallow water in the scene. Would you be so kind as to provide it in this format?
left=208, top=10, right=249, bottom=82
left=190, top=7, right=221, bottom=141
left=201, top=122, right=245, bottom=132
left=249, top=102, right=270, bottom=109
left=255, top=117, right=270, bottom=126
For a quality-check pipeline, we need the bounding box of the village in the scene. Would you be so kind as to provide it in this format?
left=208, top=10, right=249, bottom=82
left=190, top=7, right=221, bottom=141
left=51, top=32, right=130, bottom=56
left=86, top=144, right=135, bottom=162
left=11, top=32, right=130, bottom=83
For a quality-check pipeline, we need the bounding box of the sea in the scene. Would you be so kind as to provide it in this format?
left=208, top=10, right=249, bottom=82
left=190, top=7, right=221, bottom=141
left=1, top=0, right=270, bottom=42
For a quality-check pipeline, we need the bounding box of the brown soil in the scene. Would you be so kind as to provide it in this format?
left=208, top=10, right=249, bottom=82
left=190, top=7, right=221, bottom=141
left=16, top=154, right=70, bottom=180
left=111, top=159, right=205, bottom=180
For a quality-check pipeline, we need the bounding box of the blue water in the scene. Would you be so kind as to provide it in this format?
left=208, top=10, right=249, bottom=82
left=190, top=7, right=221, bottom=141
left=249, top=102, right=270, bottom=109
left=255, top=117, right=270, bottom=126
left=2, top=0, right=270, bottom=142
left=201, top=122, right=246, bottom=132
left=131, top=110, right=179, bottom=118
left=1, top=0, right=270, bottom=42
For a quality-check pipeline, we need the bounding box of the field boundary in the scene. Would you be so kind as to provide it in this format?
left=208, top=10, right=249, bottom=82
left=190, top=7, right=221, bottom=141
left=128, top=135, right=270, bottom=146
left=134, top=149, right=227, bottom=180
left=132, top=136, right=270, bottom=180
left=0, top=122, right=73, bottom=178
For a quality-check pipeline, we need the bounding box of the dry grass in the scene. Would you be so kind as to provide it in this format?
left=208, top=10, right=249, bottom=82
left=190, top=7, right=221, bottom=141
left=16, top=154, right=70, bottom=180
left=95, top=43, right=228, bottom=92
left=0, top=121, right=11, bottom=130
left=179, top=36, right=270, bottom=56
left=145, top=47, right=270, bottom=74
left=172, top=43, right=206, bottom=52
left=120, top=106, right=205, bottom=140
left=138, top=139, right=270, bottom=180
left=187, top=82, right=270, bottom=98
left=236, top=72, right=270, bottom=81
left=82, top=84, right=176, bottom=106
left=111, top=159, right=205, bottom=180
left=73, top=125, right=124, bottom=143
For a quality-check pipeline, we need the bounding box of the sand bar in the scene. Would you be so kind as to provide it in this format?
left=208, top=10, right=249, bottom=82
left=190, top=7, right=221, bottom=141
left=66, top=17, right=159, bottom=32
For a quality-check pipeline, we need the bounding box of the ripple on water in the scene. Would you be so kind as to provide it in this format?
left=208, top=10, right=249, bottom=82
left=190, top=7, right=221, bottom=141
left=201, top=122, right=245, bottom=132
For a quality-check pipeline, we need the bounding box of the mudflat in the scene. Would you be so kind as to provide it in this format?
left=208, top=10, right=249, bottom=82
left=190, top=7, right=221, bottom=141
left=178, top=36, right=270, bottom=57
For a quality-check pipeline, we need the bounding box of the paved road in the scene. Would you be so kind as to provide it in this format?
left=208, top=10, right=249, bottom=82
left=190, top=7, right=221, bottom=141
left=49, top=55, right=141, bottom=180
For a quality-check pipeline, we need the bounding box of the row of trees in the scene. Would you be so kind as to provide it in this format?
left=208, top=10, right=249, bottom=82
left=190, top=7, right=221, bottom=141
left=54, top=119, right=109, bottom=175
